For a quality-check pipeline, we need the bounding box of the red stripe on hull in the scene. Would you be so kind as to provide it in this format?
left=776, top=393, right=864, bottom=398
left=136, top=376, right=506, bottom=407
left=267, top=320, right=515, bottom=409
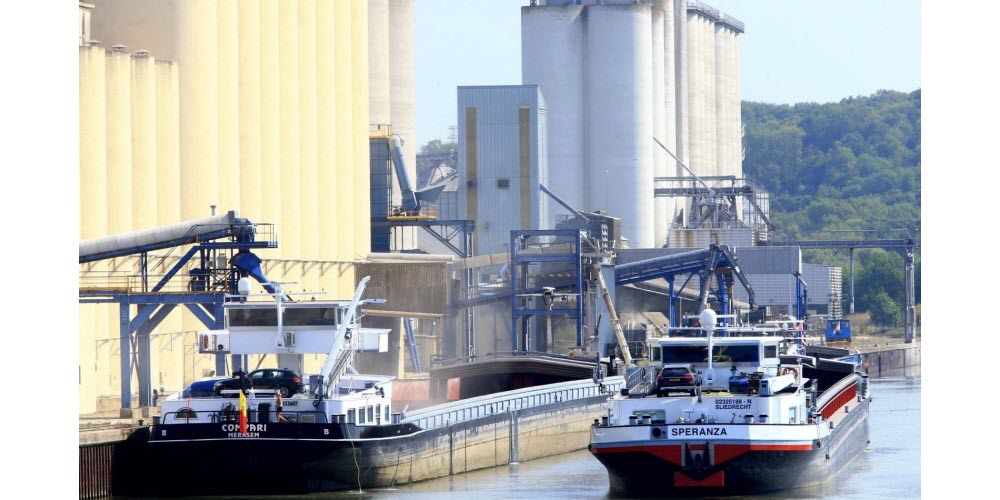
left=675, top=470, right=725, bottom=487
left=593, top=442, right=814, bottom=466
left=820, top=382, right=858, bottom=419
left=592, top=444, right=682, bottom=465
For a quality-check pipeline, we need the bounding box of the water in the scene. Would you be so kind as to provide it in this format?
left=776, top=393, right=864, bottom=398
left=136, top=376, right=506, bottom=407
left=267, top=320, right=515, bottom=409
left=323, top=367, right=920, bottom=499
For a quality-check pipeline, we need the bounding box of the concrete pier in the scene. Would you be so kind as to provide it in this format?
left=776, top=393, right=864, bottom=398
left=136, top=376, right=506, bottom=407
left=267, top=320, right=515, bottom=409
left=858, top=343, right=921, bottom=377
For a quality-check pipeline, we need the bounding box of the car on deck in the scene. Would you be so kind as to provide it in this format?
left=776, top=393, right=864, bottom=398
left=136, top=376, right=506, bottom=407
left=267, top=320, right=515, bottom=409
left=213, top=369, right=304, bottom=397
left=655, top=364, right=702, bottom=396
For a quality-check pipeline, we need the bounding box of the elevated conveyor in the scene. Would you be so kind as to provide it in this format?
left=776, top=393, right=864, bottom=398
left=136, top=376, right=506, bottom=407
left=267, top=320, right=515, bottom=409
left=79, top=211, right=275, bottom=264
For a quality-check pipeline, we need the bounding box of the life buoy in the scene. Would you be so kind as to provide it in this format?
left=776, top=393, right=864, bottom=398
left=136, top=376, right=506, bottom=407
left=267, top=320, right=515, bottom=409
left=782, top=367, right=799, bottom=378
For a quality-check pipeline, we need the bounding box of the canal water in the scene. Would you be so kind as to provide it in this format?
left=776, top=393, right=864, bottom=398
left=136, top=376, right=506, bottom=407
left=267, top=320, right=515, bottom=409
left=324, top=367, right=920, bottom=499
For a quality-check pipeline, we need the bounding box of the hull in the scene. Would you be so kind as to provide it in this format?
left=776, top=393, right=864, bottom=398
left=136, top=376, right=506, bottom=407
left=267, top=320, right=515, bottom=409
left=591, top=397, right=870, bottom=496
left=113, top=395, right=611, bottom=496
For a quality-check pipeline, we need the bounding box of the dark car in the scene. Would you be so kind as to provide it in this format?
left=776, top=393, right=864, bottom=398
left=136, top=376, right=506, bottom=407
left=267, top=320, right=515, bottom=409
left=213, top=369, right=304, bottom=397
left=182, top=376, right=229, bottom=398
left=656, top=364, right=702, bottom=396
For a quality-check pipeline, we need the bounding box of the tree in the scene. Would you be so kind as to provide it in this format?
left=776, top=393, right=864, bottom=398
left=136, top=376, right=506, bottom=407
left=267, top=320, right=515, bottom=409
left=419, top=139, right=457, bottom=155
left=855, top=250, right=904, bottom=312
left=868, top=291, right=900, bottom=328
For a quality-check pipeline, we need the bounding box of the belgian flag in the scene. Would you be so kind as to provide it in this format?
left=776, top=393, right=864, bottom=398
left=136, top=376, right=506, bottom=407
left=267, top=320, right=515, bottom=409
left=238, top=389, right=249, bottom=434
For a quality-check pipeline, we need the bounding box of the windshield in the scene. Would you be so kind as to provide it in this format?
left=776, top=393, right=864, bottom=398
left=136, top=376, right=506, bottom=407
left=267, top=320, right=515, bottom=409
left=662, top=345, right=759, bottom=363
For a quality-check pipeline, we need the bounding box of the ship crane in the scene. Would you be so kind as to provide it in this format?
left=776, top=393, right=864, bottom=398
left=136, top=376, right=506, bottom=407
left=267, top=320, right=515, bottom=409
left=315, top=276, right=385, bottom=400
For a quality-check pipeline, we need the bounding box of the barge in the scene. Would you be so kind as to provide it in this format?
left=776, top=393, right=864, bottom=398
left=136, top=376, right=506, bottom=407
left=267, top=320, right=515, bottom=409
left=589, top=310, right=870, bottom=496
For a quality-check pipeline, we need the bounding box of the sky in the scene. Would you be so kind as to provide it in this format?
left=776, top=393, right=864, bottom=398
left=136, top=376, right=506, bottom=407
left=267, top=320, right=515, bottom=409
left=414, top=0, right=921, bottom=145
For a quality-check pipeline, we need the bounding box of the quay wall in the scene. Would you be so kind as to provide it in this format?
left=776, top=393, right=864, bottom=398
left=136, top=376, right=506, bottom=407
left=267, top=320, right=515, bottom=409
left=858, top=343, right=921, bottom=377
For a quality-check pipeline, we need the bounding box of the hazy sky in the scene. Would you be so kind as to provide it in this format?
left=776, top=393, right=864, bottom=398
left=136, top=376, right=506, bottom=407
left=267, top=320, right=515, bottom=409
left=414, top=0, right=921, bottom=145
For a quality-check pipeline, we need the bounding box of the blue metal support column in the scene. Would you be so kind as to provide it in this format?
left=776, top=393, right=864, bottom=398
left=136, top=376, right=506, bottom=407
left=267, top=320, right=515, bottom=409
left=510, top=229, right=584, bottom=353
left=667, top=276, right=677, bottom=328
left=716, top=273, right=729, bottom=327
left=137, top=304, right=177, bottom=407
left=118, top=296, right=131, bottom=416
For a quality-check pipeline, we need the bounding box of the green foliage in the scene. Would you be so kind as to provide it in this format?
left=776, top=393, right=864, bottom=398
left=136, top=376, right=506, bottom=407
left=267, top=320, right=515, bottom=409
left=743, top=90, right=920, bottom=235
left=868, top=291, right=900, bottom=327
left=419, top=139, right=457, bottom=155
left=743, top=90, right=921, bottom=311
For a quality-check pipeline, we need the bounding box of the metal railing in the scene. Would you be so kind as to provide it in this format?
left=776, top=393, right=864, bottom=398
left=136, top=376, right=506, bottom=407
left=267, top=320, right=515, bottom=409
left=403, top=377, right=623, bottom=431
left=162, top=409, right=328, bottom=424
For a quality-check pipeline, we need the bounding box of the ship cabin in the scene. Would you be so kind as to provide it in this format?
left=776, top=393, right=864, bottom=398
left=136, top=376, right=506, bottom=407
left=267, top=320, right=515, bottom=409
left=646, top=336, right=798, bottom=392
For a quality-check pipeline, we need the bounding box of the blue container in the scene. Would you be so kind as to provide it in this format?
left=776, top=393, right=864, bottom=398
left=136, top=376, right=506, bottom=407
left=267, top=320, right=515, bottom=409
left=826, top=319, right=852, bottom=342
left=729, top=375, right=749, bottom=394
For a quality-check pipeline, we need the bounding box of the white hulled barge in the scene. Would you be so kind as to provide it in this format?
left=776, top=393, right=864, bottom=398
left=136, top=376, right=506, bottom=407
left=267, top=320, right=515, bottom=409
left=589, top=310, right=870, bottom=496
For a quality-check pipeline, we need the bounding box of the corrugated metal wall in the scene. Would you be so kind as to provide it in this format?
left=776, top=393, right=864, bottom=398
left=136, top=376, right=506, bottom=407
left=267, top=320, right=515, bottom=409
left=457, top=86, right=548, bottom=256
left=355, top=262, right=450, bottom=315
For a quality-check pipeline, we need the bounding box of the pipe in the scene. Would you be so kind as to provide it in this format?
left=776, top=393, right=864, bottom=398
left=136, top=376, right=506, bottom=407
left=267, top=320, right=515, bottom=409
left=79, top=211, right=243, bottom=262
left=390, top=135, right=419, bottom=212
left=596, top=271, right=632, bottom=368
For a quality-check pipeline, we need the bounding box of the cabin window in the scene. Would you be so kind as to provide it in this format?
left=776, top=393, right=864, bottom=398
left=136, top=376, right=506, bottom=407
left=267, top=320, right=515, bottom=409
left=663, top=345, right=759, bottom=364
left=176, top=407, right=197, bottom=419
left=368, top=406, right=375, bottom=423
left=359, top=408, right=366, bottom=424
left=347, top=409, right=356, bottom=423
left=385, top=405, right=391, bottom=422
left=283, top=307, right=339, bottom=326
left=789, top=406, right=798, bottom=424
left=651, top=346, right=661, bottom=362
left=376, top=404, right=382, bottom=424
left=764, top=346, right=778, bottom=359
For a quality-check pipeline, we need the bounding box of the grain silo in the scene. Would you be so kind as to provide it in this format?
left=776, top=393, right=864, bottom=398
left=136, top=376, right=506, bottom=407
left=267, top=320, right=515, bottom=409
left=130, top=50, right=157, bottom=232
left=217, top=0, right=240, bottom=213
left=521, top=2, right=587, bottom=217
left=369, top=0, right=392, bottom=128
left=237, top=1, right=262, bottom=220
left=586, top=2, right=654, bottom=248
left=651, top=3, right=668, bottom=247
left=388, top=0, right=416, bottom=249
left=299, top=0, right=319, bottom=291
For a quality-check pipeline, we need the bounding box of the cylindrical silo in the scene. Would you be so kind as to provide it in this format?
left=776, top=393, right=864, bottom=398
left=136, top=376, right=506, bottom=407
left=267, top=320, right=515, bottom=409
left=106, top=45, right=133, bottom=236
left=334, top=0, right=355, bottom=296
left=368, top=0, right=391, bottom=128
left=521, top=3, right=587, bottom=217
left=155, top=59, right=183, bottom=393
left=662, top=0, right=679, bottom=226
left=702, top=14, right=717, bottom=177
left=731, top=26, right=743, bottom=179
left=586, top=3, right=654, bottom=249
left=651, top=4, right=668, bottom=247
left=715, top=22, right=729, bottom=180
left=238, top=0, right=262, bottom=221
left=388, top=0, right=415, bottom=250
left=674, top=0, right=689, bottom=227
left=130, top=50, right=157, bottom=232
left=353, top=0, right=371, bottom=259
left=686, top=10, right=705, bottom=177
left=176, top=1, right=219, bottom=221
left=279, top=0, right=301, bottom=271
left=299, top=0, right=319, bottom=292
left=176, top=2, right=220, bottom=378
left=217, top=0, right=240, bottom=213
left=259, top=0, right=281, bottom=232
left=80, top=43, right=106, bottom=414
left=316, top=0, right=340, bottom=291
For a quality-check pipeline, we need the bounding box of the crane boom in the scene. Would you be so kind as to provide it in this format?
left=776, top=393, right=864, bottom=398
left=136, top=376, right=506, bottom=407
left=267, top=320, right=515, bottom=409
left=318, top=276, right=371, bottom=398
left=595, top=271, right=632, bottom=368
